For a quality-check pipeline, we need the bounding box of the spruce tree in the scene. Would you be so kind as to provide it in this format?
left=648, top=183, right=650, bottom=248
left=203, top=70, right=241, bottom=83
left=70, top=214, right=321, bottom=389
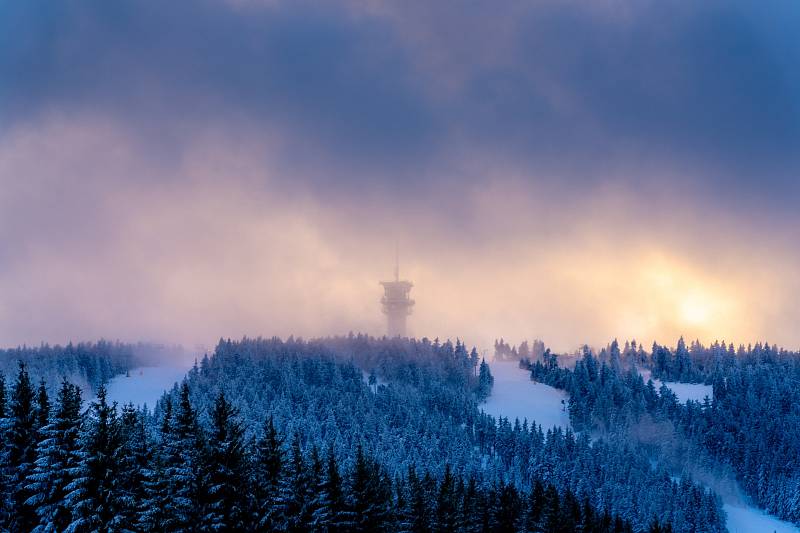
left=525, top=479, right=545, bottom=531
left=254, top=416, right=285, bottom=530
left=162, top=382, right=203, bottom=530
left=461, top=475, right=482, bottom=533
left=495, top=481, right=521, bottom=533
left=63, top=385, right=123, bottom=531
left=139, top=398, right=172, bottom=531
left=203, top=391, right=248, bottom=531
left=116, top=404, right=150, bottom=530
left=435, top=464, right=459, bottom=532
left=476, top=359, right=494, bottom=400
left=280, top=432, right=313, bottom=532
left=25, top=379, right=82, bottom=532
left=347, top=445, right=391, bottom=532
left=0, top=372, right=7, bottom=419
left=297, top=446, right=329, bottom=532
left=35, top=380, right=50, bottom=431
left=6, top=362, right=39, bottom=531
left=323, top=446, right=346, bottom=533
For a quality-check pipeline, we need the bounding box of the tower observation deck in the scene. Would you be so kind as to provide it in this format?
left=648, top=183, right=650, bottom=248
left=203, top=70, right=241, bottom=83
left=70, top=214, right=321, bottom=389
left=380, top=252, right=414, bottom=337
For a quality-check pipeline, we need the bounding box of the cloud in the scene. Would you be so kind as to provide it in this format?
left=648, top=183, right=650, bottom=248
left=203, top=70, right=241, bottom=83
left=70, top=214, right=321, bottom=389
left=1, top=1, right=799, bottom=350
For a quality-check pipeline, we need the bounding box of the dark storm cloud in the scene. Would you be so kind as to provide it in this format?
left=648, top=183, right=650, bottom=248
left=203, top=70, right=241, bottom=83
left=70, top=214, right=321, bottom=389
left=0, top=0, right=439, bottom=177
left=438, top=0, right=800, bottom=195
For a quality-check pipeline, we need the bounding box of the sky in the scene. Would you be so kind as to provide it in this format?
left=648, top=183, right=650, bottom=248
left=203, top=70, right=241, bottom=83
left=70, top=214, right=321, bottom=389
left=1, top=0, right=799, bottom=352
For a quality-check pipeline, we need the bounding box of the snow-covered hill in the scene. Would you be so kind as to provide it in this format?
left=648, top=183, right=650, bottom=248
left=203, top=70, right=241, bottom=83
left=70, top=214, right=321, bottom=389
left=638, top=369, right=713, bottom=403
left=481, top=359, right=570, bottom=430
left=725, top=503, right=799, bottom=533
left=102, top=364, right=190, bottom=409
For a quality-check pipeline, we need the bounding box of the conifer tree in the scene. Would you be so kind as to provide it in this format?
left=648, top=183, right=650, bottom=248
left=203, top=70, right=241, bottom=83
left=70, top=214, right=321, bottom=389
left=323, top=446, right=346, bottom=533
left=542, top=484, right=562, bottom=533
left=525, top=479, right=545, bottom=531
left=25, top=379, right=82, bottom=532
left=203, top=391, right=248, bottom=531
left=254, top=416, right=285, bottom=530
left=139, top=398, right=172, bottom=531
left=405, top=467, right=431, bottom=533
left=476, top=359, right=494, bottom=400
left=0, top=372, right=7, bottom=419
left=495, top=481, right=521, bottom=533
left=461, top=475, right=482, bottom=533
left=280, top=432, right=313, bottom=532
left=116, top=404, right=150, bottom=530
left=306, top=446, right=331, bottom=532
left=63, top=385, right=123, bottom=531
left=162, top=382, right=203, bottom=530
left=347, top=445, right=391, bottom=532
left=35, top=379, right=50, bottom=434
left=435, top=464, right=459, bottom=532
left=6, top=362, right=39, bottom=531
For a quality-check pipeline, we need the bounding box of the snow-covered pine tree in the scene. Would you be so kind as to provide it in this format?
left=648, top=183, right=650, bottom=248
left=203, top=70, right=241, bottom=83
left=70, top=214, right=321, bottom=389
left=25, top=379, right=82, bottom=532
left=253, top=416, right=285, bottom=529
left=116, top=403, right=150, bottom=530
left=0, top=372, right=7, bottom=419
left=202, top=391, right=248, bottom=531
left=346, top=444, right=392, bottom=532
left=162, top=382, right=204, bottom=530
left=5, top=362, right=39, bottom=531
left=322, top=446, right=347, bottom=533
left=63, top=385, right=124, bottom=532
left=139, top=397, right=171, bottom=531
left=476, top=359, right=494, bottom=400
left=461, top=475, right=482, bottom=533
left=279, top=432, right=313, bottom=532
left=300, top=445, right=330, bottom=532
left=435, top=464, right=459, bottom=532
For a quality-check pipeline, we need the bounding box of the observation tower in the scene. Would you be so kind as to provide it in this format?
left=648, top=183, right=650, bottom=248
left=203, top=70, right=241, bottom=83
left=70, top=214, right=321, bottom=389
left=380, top=251, right=414, bottom=337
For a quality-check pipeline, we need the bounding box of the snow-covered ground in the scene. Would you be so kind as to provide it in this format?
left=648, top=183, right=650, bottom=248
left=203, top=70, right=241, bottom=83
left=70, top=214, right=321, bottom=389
left=638, top=369, right=713, bottom=403
left=633, top=371, right=798, bottom=532
left=724, top=503, right=800, bottom=533
left=481, top=360, right=570, bottom=430
left=102, top=364, right=190, bottom=409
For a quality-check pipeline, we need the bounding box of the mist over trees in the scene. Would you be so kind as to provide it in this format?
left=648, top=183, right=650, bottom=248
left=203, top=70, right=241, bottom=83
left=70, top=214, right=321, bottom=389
left=0, top=335, right=797, bottom=530
left=0, top=345, right=668, bottom=533
left=522, top=338, right=800, bottom=526
left=147, top=335, right=717, bottom=532
left=0, top=341, right=179, bottom=394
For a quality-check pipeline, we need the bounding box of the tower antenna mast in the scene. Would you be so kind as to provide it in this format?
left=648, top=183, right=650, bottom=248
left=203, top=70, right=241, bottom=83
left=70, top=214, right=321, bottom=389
left=395, top=242, right=399, bottom=282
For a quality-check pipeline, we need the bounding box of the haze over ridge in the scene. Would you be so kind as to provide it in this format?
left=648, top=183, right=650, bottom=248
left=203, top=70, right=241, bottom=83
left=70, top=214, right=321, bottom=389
left=1, top=0, right=799, bottom=351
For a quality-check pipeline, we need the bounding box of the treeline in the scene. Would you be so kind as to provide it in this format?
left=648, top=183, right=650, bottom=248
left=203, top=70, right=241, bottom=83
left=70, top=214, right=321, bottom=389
left=0, top=362, right=664, bottom=532
left=0, top=340, right=166, bottom=392
left=494, top=339, right=545, bottom=362
left=527, top=341, right=800, bottom=526
left=161, top=336, right=723, bottom=532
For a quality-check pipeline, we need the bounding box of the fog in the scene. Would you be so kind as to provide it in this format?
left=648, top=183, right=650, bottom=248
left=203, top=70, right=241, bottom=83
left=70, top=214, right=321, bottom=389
left=1, top=1, right=799, bottom=352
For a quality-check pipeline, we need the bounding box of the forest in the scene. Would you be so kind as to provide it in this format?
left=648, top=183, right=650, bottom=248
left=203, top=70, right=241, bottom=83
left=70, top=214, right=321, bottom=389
left=525, top=338, right=800, bottom=526
left=0, top=341, right=177, bottom=394
left=0, top=335, right=793, bottom=531
left=0, top=352, right=662, bottom=532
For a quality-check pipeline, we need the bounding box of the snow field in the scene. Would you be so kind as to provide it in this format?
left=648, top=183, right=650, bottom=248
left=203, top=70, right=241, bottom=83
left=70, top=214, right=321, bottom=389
left=724, top=503, right=800, bottom=533
left=481, top=360, right=570, bottom=430
left=101, top=365, right=190, bottom=409
left=638, top=369, right=713, bottom=403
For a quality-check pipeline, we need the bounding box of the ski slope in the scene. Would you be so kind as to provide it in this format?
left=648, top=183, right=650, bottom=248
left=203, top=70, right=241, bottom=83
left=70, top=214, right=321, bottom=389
left=481, top=360, right=570, bottom=430
left=103, top=365, right=189, bottom=409
left=639, top=369, right=713, bottom=403
left=724, top=503, right=800, bottom=533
